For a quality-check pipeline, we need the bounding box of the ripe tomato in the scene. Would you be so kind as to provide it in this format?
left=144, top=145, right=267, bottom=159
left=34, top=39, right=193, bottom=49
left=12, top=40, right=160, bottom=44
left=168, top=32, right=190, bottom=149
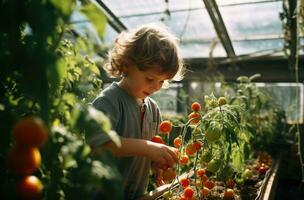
left=12, top=117, right=48, bottom=148
left=200, top=188, right=210, bottom=197
left=201, top=174, right=208, bottom=184
left=224, top=188, right=234, bottom=199
left=185, top=144, right=196, bottom=156
left=151, top=135, right=164, bottom=144
left=180, top=178, right=190, bottom=188
left=183, top=186, right=194, bottom=198
left=188, top=112, right=200, bottom=124
left=17, top=175, right=43, bottom=199
left=173, top=137, right=182, bottom=148
left=204, top=180, right=215, bottom=189
left=6, top=146, right=41, bottom=175
left=196, top=168, right=206, bottom=177
left=192, top=140, right=202, bottom=151
left=191, top=102, right=201, bottom=112
left=218, top=97, right=227, bottom=106
left=179, top=155, right=189, bottom=165
left=258, top=166, right=268, bottom=174
left=159, top=120, right=172, bottom=134
left=162, top=168, right=176, bottom=182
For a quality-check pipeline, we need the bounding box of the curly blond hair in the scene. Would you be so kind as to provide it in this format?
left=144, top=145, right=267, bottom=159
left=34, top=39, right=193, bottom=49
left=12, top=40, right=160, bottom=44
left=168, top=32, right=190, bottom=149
left=104, top=24, right=184, bottom=81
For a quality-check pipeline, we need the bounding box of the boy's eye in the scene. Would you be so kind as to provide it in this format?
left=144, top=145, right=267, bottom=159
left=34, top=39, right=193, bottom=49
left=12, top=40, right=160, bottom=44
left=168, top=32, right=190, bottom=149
left=146, top=78, right=154, bottom=82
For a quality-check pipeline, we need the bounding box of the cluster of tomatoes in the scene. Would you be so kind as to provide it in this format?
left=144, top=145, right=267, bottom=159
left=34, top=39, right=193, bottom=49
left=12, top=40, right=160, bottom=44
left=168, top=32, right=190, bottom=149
left=254, top=152, right=272, bottom=174
left=6, top=117, right=48, bottom=199
left=151, top=100, right=240, bottom=200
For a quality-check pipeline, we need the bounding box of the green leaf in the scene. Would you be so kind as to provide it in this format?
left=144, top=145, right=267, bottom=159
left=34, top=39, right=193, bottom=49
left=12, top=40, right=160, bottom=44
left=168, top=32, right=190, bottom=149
left=0, top=104, right=4, bottom=111
left=80, top=3, right=107, bottom=40
left=87, top=106, right=121, bottom=147
left=47, top=58, right=67, bottom=92
left=51, top=0, right=74, bottom=17
left=63, top=93, right=76, bottom=107
left=88, top=63, right=100, bottom=76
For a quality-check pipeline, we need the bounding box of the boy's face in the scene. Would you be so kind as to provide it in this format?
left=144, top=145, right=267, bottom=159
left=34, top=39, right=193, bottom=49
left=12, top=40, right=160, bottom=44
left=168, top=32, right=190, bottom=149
left=122, top=65, right=171, bottom=99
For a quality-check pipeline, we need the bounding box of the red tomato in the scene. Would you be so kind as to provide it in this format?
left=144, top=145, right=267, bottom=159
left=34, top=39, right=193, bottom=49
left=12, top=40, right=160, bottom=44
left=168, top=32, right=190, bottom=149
left=173, top=137, right=182, bottom=148
left=188, top=112, right=201, bottom=124
left=200, top=188, right=210, bottom=197
left=192, top=140, right=202, bottom=151
left=196, top=168, right=206, bottom=177
left=6, top=146, right=41, bottom=175
left=191, top=102, right=201, bottom=112
left=224, top=188, right=234, bottom=199
left=179, top=155, right=189, bottom=165
left=183, top=187, right=194, bottom=198
left=200, top=175, right=209, bottom=184
left=258, top=166, right=268, bottom=174
left=180, top=178, right=190, bottom=188
left=151, top=135, right=164, bottom=144
left=185, top=144, right=196, bottom=156
left=204, top=180, right=215, bottom=189
left=159, top=121, right=172, bottom=134
left=12, top=117, right=48, bottom=148
left=17, top=175, right=43, bottom=199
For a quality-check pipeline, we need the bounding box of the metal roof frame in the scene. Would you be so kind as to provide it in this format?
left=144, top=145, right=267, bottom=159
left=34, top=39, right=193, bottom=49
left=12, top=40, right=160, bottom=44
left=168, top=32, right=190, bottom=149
left=202, top=0, right=236, bottom=58
left=95, top=0, right=127, bottom=33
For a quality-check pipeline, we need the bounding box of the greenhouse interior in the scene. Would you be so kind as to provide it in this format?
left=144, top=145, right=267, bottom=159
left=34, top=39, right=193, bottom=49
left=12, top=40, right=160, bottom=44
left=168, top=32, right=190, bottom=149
left=1, top=0, right=304, bottom=200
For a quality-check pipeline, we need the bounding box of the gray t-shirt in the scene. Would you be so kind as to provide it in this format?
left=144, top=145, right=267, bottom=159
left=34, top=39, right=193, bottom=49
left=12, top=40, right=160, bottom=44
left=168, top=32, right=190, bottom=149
left=91, top=82, right=161, bottom=199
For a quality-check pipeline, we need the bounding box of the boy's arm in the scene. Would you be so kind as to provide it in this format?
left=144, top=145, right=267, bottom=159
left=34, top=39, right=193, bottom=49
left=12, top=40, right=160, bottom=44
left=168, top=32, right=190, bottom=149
left=100, top=137, right=178, bottom=169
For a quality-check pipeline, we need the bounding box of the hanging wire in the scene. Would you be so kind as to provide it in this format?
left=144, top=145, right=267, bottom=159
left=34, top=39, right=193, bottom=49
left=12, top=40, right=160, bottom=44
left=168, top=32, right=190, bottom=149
left=160, top=0, right=171, bottom=23
left=179, top=0, right=193, bottom=41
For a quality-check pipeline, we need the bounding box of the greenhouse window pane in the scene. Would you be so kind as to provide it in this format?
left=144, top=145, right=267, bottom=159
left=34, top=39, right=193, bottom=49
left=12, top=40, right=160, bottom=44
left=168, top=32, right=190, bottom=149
left=71, top=12, right=118, bottom=46
left=102, top=0, right=165, bottom=17
left=233, top=38, right=284, bottom=55
left=181, top=42, right=226, bottom=58
left=258, top=83, right=304, bottom=124
left=218, top=1, right=283, bottom=38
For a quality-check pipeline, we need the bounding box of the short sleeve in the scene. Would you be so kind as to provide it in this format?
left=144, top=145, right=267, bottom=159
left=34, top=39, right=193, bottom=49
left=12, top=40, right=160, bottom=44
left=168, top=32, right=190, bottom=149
left=88, top=95, right=120, bottom=147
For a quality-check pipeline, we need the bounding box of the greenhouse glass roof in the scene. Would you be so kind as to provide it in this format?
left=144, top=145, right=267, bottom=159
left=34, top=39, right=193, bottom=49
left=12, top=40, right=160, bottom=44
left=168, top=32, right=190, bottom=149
left=93, top=0, right=303, bottom=59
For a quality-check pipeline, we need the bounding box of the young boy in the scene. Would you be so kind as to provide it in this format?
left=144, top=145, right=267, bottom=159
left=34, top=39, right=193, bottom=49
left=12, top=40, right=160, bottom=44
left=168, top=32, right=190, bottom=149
left=91, top=24, right=185, bottom=199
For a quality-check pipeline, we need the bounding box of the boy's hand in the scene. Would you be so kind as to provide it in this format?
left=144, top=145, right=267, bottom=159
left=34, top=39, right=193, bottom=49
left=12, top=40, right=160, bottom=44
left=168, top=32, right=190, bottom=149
left=151, top=162, right=165, bottom=186
left=146, top=141, right=178, bottom=170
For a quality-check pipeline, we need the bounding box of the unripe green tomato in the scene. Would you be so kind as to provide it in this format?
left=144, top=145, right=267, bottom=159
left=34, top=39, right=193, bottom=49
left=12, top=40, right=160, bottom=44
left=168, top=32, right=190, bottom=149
left=241, top=169, right=253, bottom=179
left=218, top=97, right=227, bottom=106
left=205, top=126, right=222, bottom=142
left=200, top=151, right=212, bottom=163
left=207, top=159, right=221, bottom=173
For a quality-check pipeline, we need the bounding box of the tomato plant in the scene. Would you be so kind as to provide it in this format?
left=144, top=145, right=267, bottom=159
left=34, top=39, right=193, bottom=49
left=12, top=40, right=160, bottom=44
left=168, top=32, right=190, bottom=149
left=0, top=1, right=123, bottom=199
left=147, top=79, right=286, bottom=199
